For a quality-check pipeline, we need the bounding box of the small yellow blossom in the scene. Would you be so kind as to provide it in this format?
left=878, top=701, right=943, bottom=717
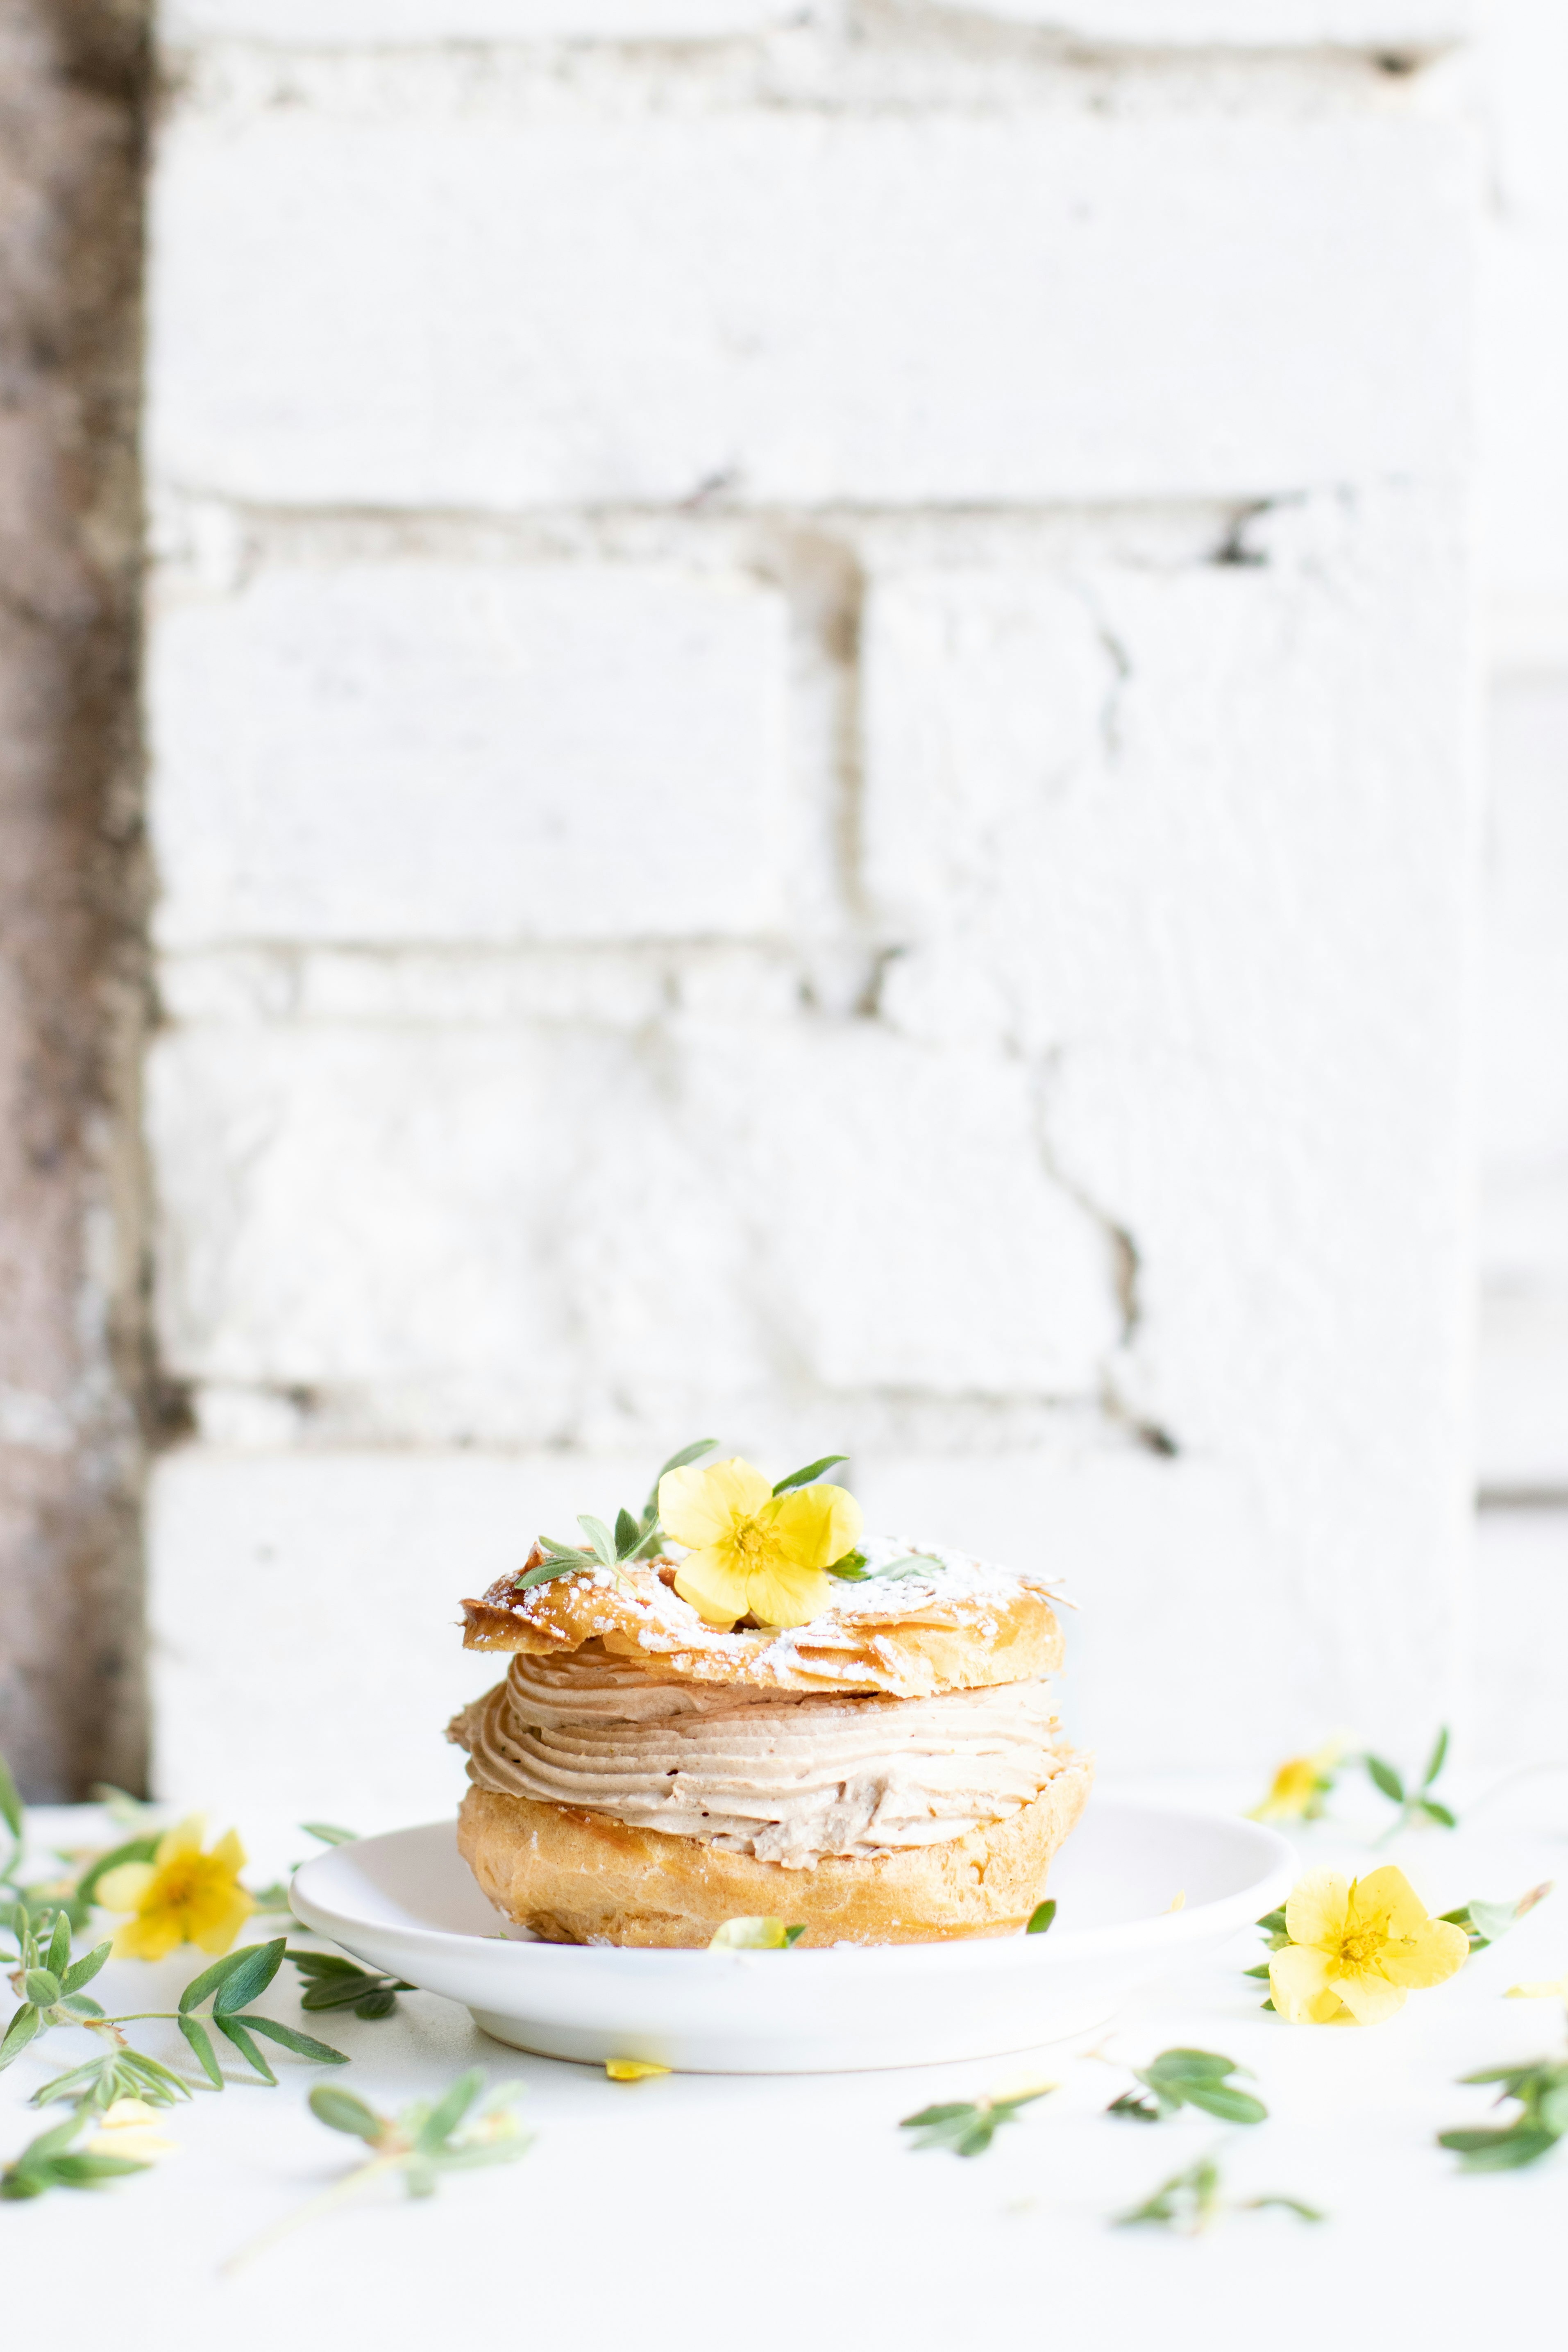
left=1268, top=1866, right=1468, bottom=2025
left=1249, top=1739, right=1345, bottom=1823
left=605, top=2060, right=671, bottom=2082
left=94, top=1814, right=254, bottom=1961
left=85, top=2100, right=179, bottom=2164
left=660, top=1457, right=861, bottom=1631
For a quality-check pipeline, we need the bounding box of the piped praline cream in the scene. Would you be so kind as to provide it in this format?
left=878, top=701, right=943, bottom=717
left=449, top=1643, right=1072, bottom=1870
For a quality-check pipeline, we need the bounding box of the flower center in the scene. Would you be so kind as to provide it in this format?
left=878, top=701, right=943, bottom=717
left=1334, top=1907, right=1393, bottom=1971
left=733, top=1518, right=772, bottom=1565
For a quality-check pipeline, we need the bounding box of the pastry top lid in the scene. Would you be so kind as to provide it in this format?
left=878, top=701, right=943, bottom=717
left=460, top=1532, right=1065, bottom=1700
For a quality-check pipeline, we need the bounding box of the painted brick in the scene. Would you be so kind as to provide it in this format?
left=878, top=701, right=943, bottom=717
left=165, top=0, right=803, bottom=35
left=862, top=487, right=1475, bottom=1746
left=147, top=110, right=1471, bottom=509
left=146, top=1019, right=1121, bottom=1436
left=147, top=1450, right=654, bottom=1814
left=933, top=1, right=1469, bottom=43
left=147, top=564, right=790, bottom=946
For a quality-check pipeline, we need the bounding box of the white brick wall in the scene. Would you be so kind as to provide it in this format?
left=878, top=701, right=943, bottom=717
left=145, top=6, right=1483, bottom=1808
left=149, top=110, right=1470, bottom=509
left=149, top=563, right=790, bottom=946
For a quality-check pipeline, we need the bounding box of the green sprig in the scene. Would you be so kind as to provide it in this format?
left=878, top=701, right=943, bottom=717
left=226, top=2069, right=532, bottom=2271
left=1439, top=2060, right=1568, bottom=2172
left=1362, top=1725, right=1457, bottom=1838
left=901, top=2084, right=1054, bottom=2157
left=1116, top=2154, right=1322, bottom=2234
left=1107, top=2048, right=1267, bottom=2127
left=288, top=1948, right=414, bottom=2020
left=1438, top=1882, right=1553, bottom=1956
left=0, top=2113, right=149, bottom=2202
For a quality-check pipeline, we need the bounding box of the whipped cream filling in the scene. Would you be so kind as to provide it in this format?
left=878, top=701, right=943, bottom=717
left=450, top=1644, right=1068, bottom=1868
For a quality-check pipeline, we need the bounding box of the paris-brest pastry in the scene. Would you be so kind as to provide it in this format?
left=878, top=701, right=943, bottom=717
left=448, top=1446, right=1091, bottom=1947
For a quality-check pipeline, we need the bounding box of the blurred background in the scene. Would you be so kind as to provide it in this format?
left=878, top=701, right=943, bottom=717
left=0, top=0, right=1561, bottom=1816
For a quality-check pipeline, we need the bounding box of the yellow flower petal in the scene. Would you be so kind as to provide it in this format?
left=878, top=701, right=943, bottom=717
left=1284, top=1869, right=1350, bottom=1953
left=1379, top=1915, right=1469, bottom=1990
left=760, top=1482, right=863, bottom=1571
left=153, top=1814, right=207, bottom=1869
left=94, top=1861, right=157, bottom=1914
left=1349, top=1866, right=1428, bottom=1943
left=112, top=1912, right=185, bottom=1962
left=211, top=1828, right=247, bottom=1875
left=1507, top=1977, right=1568, bottom=2000
left=1327, top=1968, right=1407, bottom=2027
left=659, top=1458, right=772, bottom=1550
left=742, top=1561, right=835, bottom=1630
left=189, top=1885, right=256, bottom=1956
left=1268, top=1944, right=1333, bottom=2023
left=672, top=1548, right=747, bottom=1629
left=605, top=2060, right=670, bottom=2081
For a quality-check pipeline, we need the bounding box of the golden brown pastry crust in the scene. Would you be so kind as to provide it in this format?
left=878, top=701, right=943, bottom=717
left=460, top=1553, right=1064, bottom=1701
left=456, top=1756, right=1093, bottom=1948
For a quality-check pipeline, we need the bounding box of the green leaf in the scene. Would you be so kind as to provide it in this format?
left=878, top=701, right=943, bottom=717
left=1364, top=1754, right=1405, bottom=1804
left=1246, top=2195, right=1324, bottom=2222
left=209, top=1937, right=287, bottom=2015
left=232, top=2013, right=347, bottom=2066
left=415, top=2068, right=485, bottom=2154
left=309, top=2085, right=384, bottom=2141
left=121, top=2050, right=192, bottom=2103
left=288, top=1949, right=365, bottom=1979
left=29, top=2053, right=126, bottom=2111
left=1242, top=1962, right=1273, bottom=1979
left=824, top=1553, right=869, bottom=1581
left=1423, top=1725, right=1450, bottom=1788
left=781, top=1925, right=807, bottom=1949
left=75, top=1834, right=159, bottom=1910
left=213, top=2014, right=277, bottom=2083
left=41, top=2153, right=149, bottom=2186
left=1143, top=2050, right=1239, bottom=2084
left=59, top=1994, right=105, bottom=2018
left=614, top=1507, right=640, bottom=1557
left=59, top=1940, right=111, bottom=1997
left=578, top=1514, right=616, bottom=1565
left=1421, top=1798, right=1457, bottom=1829
left=1180, top=2082, right=1268, bottom=2125
left=0, top=2007, right=43, bottom=2070
left=44, top=1910, right=73, bottom=1977
left=1107, top=2090, right=1161, bottom=2122
left=1440, top=2127, right=1559, bottom=2172
left=772, top=1455, right=849, bottom=1496
left=22, top=1968, right=61, bottom=2007
left=354, top=1987, right=399, bottom=2020
left=0, top=1751, right=22, bottom=1839
left=1255, top=1908, right=1288, bottom=1937
left=514, top=1555, right=590, bottom=1592
left=300, top=1823, right=359, bottom=1847
left=1025, top=1900, right=1057, bottom=1935
left=178, top=1946, right=250, bottom=2014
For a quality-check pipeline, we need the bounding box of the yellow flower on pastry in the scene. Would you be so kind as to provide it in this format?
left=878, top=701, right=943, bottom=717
left=1268, top=1866, right=1468, bottom=2026
left=658, top=1456, right=862, bottom=1631
left=94, top=1814, right=256, bottom=1961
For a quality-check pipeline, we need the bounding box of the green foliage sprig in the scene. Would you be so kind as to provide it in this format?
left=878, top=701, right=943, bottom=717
left=1115, top=2154, right=1322, bottom=2233
left=1, top=1911, right=347, bottom=2098
left=1364, top=1727, right=1456, bottom=1837
left=227, top=2069, right=531, bottom=2270
left=513, top=1439, right=717, bottom=1593
left=1439, top=2061, right=1568, bottom=2172
left=1, top=2112, right=150, bottom=2202
left=826, top=1551, right=941, bottom=1586
left=901, top=2084, right=1054, bottom=2157
left=1107, top=2049, right=1267, bottom=2126
left=288, top=1949, right=414, bottom=2020
left=1438, top=1882, right=1552, bottom=1955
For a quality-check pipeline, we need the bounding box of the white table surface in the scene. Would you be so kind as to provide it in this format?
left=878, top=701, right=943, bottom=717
left=6, top=1775, right=1567, bottom=2350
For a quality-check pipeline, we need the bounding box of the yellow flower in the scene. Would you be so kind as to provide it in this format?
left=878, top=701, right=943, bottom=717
left=1249, top=1739, right=1345, bottom=1823
left=94, top=1815, right=255, bottom=1961
left=659, top=1457, right=861, bottom=1631
left=1268, top=1866, right=1468, bottom=2025
left=605, top=2059, right=671, bottom=2081
left=85, top=2099, right=180, bottom=2163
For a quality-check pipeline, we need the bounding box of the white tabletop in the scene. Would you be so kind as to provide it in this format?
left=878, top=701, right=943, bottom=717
left=6, top=1777, right=1566, bottom=2350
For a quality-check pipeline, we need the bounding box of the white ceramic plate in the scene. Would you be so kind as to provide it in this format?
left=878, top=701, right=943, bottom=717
left=290, top=1800, right=1294, bottom=2074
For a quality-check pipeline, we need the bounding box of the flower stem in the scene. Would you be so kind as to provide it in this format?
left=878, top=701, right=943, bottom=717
left=222, top=2153, right=404, bottom=2274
